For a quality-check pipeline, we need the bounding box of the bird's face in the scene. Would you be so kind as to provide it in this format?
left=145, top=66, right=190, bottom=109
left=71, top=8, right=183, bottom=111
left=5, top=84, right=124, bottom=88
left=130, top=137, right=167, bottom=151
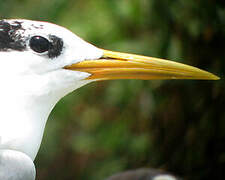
left=0, top=19, right=104, bottom=98
left=0, top=19, right=219, bottom=99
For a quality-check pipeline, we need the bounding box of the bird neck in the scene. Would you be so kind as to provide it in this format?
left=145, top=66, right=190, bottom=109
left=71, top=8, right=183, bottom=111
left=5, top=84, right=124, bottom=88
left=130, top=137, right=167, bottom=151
left=0, top=86, right=60, bottom=160
left=0, top=52, right=91, bottom=160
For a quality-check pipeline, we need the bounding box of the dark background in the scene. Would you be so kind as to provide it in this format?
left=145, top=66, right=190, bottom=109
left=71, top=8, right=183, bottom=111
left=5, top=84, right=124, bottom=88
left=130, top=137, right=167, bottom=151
left=0, top=0, right=224, bottom=179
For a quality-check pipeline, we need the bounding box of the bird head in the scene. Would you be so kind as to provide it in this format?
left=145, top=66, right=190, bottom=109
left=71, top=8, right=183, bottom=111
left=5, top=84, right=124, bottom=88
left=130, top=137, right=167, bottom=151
left=0, top=19, right=219, bottom=99
left=0, top=19, right=103, bottom=99
left=0, top=19, right=220, bottom=161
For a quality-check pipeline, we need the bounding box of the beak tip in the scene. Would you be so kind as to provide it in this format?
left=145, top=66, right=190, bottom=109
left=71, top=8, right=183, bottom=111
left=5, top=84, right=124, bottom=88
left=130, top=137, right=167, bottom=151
left=208, top=73, right=220, bottom=80
left=213, top=76, right=220, bottom=80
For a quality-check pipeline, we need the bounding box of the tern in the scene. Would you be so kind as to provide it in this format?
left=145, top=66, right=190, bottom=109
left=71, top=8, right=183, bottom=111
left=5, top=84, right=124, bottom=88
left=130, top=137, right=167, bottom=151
left=106, top=168, right=181, bottom=180
left=0, top=19, right=219, bottom=180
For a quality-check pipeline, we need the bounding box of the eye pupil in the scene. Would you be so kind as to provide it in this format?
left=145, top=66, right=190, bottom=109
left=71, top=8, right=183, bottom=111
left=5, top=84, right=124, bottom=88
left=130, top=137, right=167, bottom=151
left=29, top=36, right=50, bottom=53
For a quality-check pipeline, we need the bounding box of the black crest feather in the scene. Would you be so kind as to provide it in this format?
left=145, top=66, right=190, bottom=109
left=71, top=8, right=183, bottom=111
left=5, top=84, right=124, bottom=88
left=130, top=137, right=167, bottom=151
left=48, top=35, right=64, bottom=58
left=0, top=20, right=26, bottom=51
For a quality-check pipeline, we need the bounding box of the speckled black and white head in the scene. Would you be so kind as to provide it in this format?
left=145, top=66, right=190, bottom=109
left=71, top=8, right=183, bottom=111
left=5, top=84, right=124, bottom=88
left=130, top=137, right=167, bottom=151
left=0, top=19, right=102, bottom=75
left=0, top=19, right=101, bottom=59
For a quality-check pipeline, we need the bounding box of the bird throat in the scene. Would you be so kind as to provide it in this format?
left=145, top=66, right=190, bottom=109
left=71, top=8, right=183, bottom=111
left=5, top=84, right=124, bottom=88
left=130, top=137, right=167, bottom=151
left=0, top=68, right=91, bottom=160
left=0, top=85, right=60, bottom=160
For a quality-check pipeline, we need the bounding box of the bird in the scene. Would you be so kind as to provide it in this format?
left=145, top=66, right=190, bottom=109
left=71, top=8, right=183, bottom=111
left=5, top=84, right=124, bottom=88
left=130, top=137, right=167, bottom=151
left=0, top=19, right=219, bottom=180
left=105, top=168, right=181, bottom=180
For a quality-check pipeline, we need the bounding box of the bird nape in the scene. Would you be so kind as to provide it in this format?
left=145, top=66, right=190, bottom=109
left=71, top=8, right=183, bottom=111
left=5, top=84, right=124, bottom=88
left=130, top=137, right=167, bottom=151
left=0, top=19, right=219, bottom=180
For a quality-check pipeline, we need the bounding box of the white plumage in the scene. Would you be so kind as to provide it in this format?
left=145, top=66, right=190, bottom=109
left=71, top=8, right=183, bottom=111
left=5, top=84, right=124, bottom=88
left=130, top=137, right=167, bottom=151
left=0, top=20, right=103, bottom=161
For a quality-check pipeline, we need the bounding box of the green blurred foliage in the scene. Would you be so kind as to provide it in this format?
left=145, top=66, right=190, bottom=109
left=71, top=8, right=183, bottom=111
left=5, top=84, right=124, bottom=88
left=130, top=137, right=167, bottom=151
left=0, top=0, right=224, bottom=179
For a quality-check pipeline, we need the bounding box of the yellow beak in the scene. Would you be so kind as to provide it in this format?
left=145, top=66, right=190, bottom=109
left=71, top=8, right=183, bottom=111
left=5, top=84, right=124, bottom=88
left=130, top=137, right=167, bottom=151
left=65, top=49, right=219, bottom=81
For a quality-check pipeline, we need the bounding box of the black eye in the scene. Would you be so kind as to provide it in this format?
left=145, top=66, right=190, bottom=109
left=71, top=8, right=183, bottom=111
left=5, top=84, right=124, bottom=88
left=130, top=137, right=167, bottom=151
left=29, top=36, right=50, bottom=53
